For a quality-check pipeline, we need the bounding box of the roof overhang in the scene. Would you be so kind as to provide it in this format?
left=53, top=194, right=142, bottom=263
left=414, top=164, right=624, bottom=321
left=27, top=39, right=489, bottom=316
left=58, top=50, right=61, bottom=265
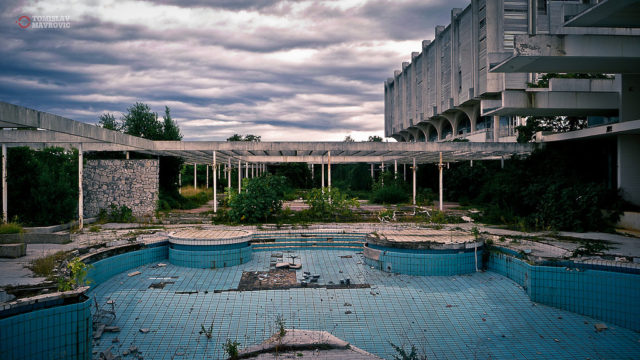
left=481, top=90, right=619, bottom=117
left=564, top=0, right=640, bottom=28
left=0, top=102, right=536, bottom=164
left=490, top=35, right=640, bottom=74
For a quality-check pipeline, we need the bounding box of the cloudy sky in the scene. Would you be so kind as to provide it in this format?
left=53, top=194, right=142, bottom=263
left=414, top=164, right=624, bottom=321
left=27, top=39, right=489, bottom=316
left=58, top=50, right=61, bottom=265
left=1, top=0, right=468, bottom=141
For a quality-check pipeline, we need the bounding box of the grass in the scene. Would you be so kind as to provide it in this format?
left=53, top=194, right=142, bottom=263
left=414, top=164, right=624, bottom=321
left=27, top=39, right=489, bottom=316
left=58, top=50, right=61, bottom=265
left=179, top=186, right=212, bottom=198
left=0, top=222, right=23, bottom=234
left=29, top=251, right=68, bottom=278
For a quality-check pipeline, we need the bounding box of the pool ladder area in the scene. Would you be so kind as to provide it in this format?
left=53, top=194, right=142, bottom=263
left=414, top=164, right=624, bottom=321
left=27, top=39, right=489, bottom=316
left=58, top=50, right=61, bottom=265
left=251, top=232, right=365, bottom=251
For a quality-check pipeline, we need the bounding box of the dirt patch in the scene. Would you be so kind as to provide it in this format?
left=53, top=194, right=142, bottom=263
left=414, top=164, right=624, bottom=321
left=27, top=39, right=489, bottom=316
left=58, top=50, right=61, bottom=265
left=238, top=269, right=297, bottom=291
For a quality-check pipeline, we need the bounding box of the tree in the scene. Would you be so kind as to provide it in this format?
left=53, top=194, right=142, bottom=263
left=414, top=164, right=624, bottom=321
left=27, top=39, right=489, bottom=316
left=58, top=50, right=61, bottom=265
left=243, top=134, right=261, bottom=142
left=161, top=106, right=182, bottom=141
left=227, top=134, right=243, bottom=142
left=368, top=135, right=383, bottom=142
left=122, top=102, right=163, bottom=140
left=227, top=134, right=261, bottom=142
left=98, top=113, right=120, bottom=131
left=343, top=135, right=355, bottom=142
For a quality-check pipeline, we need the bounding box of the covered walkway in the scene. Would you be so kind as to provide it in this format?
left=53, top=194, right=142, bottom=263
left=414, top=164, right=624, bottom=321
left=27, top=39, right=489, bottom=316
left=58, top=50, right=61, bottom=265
left=0, top=101, right=536, bottom=227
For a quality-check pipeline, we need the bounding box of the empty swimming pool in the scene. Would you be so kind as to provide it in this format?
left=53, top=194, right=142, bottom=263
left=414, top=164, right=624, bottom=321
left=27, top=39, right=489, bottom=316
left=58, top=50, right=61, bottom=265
left=88, top=246, right=640, bottom=359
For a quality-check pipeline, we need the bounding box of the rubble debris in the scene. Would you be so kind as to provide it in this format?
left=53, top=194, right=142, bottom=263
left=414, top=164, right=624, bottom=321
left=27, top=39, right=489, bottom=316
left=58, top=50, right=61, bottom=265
left=93, top=324, right=105, bottom=340
left=594, top=323, right=608, bottom=332
left=139, top=328, right=150, bottom=333
left=128, top=271, right=141, bottom=277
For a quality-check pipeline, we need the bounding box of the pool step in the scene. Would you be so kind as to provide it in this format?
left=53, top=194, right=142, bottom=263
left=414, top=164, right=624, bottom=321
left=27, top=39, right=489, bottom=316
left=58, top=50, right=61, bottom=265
left=252, top=240, right=363, bottom=251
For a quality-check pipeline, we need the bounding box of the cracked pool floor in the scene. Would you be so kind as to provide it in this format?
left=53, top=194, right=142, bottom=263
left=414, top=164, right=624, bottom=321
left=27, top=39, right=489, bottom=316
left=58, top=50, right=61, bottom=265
left=90, top=250, right=640, bottom=359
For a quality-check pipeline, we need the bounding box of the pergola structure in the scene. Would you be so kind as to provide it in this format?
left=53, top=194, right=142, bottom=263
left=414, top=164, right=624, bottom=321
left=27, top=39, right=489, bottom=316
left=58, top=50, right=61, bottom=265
left=0, top=102, right=536, bottom=227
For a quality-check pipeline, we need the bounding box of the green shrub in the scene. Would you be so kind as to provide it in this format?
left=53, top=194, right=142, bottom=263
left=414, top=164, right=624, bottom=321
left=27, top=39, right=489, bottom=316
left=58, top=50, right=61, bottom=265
left=0, top=222, right=23, bottom=234
left=416, top=188, right=437, bottom=206
left=99, top=204, right=135, bottom=223
left=228, top=175, right=287, bottom=223
left=57, top=257, right=92, bottom=291
left=302, top=187, right=360, bottom=221
left=223, top=339, right=241, bottom=360
left=371, top=185, right=408, bottom=204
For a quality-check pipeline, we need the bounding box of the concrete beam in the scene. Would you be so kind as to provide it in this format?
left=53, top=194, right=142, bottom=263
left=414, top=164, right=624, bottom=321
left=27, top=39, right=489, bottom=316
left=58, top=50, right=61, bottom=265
left=538, top=118, right=640, bottom=142
left=491, top=35, right=640, bottom=73
left=481, top=90, right=619, bottom=117
left=0, top=102, right=154, bottom=149
left=564, top=0, right=640, bottom=28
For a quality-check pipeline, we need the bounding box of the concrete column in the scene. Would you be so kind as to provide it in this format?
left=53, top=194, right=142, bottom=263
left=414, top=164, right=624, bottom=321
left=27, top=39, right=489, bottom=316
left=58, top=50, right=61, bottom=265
left=493, top=115, right=500, bottom=142
left=2, top=144, right=6, bottom=223
left=370, top=164, right=374, bottom=179
left=470, top=160, right=473, bottom=167
left=218, top=163, right=221, bottom=179
left=227, top=159, right=231, bottom=190
left=501, top=156, right=504, bottom=169
left=78, top=144, right=83, bottom=229
left=311, top=163, right=314, bottom=181
left=327, top=151, right=331, bottom=191
left=412, top=157, right=416, bottom=205
left=618, top=135, right=640, bottom=206
left=125, top=151, right=129, bottom=160
left=245, top=162, right=249, bottom=178
left=238, top=160, right=242, bottom=194
left=213, top=151, right=217, bottom=213
left=193, top=163, right=197, bottom=189
left=206, top=165, right=209, bottom=189
left=381, top=161, right=385, bottom=187
left=620, top=74, right=640, bottom=122
left=439, top=152, right=444, bottom=211
left=252, top=164, right=255, bottom=178
left=403, top=163, right=406, bottom=181
left=321, top=158, right=325, bottom=192
left=394, top=160, right=398, bottom=179
left=179, top=172, right=182, bottom=194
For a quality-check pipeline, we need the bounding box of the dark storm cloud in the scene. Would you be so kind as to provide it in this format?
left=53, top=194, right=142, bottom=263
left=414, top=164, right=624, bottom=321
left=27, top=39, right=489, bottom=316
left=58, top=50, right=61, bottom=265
left=0, top=0, right=469, bottom=140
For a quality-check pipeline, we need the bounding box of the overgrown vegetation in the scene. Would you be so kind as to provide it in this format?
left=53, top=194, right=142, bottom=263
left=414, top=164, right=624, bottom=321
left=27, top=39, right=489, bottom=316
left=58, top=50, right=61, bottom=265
left=29, top=251, right=68, bottom=278
left=228, top=175, right=287, bottom=223
left=302, top=187, right=360, bottom=221
left=389, top=342, right=426, bottom=360
left=98, top=204, right=135, bottom=223
left=158, top=186, right=212, bottom=211
left=370, top=172, right=410, bottom=204
left=275, top=314, right=287, bottom=338
left=5, top=147, right=78, bottom=226
left=526, top=72, right=612, bottom=89
left=0, top=222, right=23, bottom=234
left=439, top=143, right=623, bottom=232
left=199, top=321, right=214, bottom=339
left=516, top=116, right=587, bottom=143
left=223, top=338, right=240, bottom=360
left=57, top=257, right=92, bottom=291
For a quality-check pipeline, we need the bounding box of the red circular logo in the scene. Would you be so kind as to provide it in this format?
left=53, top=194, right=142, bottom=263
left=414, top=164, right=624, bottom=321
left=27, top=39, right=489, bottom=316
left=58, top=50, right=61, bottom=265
left=16, top=16, right=31, bottom=29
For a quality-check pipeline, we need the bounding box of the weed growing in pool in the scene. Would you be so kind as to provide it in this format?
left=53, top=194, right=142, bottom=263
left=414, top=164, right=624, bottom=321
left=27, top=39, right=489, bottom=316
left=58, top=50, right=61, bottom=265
left=58, top=257, right=92, bottom=291
left=199, top=322, right=214, bottom=339
left=223, top=338, right=240, bottom=359
left=389, top=342, right=426, bottom=360
left=275, top=314, right=287, bottom=338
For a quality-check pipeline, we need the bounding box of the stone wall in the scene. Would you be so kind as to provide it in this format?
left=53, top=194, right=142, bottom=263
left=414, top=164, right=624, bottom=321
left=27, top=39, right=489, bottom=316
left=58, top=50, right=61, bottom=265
left=83, top=159, right=158, bottom=218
